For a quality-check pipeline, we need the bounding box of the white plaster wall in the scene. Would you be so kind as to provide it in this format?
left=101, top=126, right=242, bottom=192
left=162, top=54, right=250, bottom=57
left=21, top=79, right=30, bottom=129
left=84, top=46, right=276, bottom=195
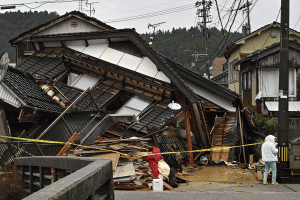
left=68, top=42, right=171, bottom=83
left=82, top=39, right=109, bottom=58
left=37, top=17, right=103, bottom=36
left=72, top=74, right=100, bottom=91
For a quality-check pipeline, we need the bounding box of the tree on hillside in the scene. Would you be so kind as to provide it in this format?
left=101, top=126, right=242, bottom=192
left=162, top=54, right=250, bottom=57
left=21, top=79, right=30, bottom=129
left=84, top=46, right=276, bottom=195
left=0, top=10, right=59, bottom=63
left=142, top=27, right=243, bottom=75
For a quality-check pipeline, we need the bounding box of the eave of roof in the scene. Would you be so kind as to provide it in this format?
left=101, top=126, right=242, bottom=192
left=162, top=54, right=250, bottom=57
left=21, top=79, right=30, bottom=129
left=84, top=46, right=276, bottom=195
left=225, top=22, right=300, bottom=56
left=236, top=40, right=300, bottom=66
left=159, top=54, right=240, bottom=104
left=9, top=11, right=115, bottom=44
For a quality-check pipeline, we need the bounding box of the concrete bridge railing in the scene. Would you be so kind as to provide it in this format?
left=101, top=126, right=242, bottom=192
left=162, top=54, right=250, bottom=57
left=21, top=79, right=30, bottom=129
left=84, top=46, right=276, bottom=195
left=15, top=156, right=114, bottom=200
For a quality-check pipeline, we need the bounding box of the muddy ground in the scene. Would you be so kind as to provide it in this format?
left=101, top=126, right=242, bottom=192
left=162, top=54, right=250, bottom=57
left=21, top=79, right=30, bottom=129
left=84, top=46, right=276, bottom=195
left=177, top=165, right=260, bottom=184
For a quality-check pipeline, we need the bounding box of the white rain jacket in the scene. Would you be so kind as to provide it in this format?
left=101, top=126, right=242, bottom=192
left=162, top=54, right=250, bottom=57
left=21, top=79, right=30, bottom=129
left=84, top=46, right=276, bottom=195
left=261, top=135, right=278, bottom=162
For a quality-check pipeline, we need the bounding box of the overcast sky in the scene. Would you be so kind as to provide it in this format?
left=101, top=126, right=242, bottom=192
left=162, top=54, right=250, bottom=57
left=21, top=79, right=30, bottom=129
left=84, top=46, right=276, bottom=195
left=3, top=0, right=300, bottom=34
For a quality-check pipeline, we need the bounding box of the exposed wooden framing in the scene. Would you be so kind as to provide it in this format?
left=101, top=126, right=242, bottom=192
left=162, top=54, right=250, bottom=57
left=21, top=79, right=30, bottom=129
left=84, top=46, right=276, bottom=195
left=192, top=103, right=208, bottom=148
left=185, top=110, right=194, bottom=166
left=238, top=106, right=246, bottom=164
left=57, top=132, right=79, bottom=156
left=218, top=113, right=226, bottom=161
left=187, top=105, right=202, bottom=146
left=197, top=101, right=211, bottom=147
left=163, top=107, right=186, bottom=128
left=67, top=59, right=172, bottom=97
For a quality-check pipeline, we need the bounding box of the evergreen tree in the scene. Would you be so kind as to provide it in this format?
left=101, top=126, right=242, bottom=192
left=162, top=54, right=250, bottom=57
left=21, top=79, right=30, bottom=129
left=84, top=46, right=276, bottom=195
left=0, top=10, right=59, bottom=63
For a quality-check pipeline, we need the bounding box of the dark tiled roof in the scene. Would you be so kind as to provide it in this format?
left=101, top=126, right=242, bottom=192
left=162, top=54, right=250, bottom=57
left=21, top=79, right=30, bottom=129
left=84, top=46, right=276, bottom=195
left=53, top=82, right=82, bottom=103
left=17, top=52, right=66, bottom=80
left=158, top=54, right=240, bottom=103
left=3, top=67, right=63, bottom=112
left=131, top=98, right=184, bottom=134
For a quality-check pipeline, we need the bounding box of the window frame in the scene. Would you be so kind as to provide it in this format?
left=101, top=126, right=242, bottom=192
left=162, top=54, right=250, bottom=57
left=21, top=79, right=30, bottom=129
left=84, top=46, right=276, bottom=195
left=258, top=67, right=296, bottom=98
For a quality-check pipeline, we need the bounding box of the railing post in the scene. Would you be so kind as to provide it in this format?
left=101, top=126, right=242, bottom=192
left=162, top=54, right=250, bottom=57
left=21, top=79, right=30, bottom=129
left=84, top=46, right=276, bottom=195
left=39, top=166, right=44, bottom=189
left=29, top=166, right=33, bottom=194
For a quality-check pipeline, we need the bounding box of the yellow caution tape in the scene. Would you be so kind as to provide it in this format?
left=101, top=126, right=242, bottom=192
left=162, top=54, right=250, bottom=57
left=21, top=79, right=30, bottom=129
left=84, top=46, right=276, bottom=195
left=0, top=135, right=263, bottom=160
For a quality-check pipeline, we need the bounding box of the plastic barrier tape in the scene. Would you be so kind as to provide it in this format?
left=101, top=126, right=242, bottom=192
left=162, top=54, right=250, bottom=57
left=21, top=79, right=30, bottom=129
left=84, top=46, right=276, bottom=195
left=0, top=135, right=263, bottom=159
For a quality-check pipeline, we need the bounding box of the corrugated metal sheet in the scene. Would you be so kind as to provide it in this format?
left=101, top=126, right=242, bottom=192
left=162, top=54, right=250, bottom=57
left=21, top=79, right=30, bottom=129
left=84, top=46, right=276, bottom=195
left=265, top=101, right=300, bottom=112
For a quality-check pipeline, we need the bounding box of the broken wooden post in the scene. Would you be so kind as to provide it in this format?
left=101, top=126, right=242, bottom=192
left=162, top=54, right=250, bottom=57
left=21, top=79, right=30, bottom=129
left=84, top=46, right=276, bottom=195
left=57, top=132, right=79, bottom=156
left=185, top=110, right=194, bottom=167
left=238, top=107, right=246, bottom=164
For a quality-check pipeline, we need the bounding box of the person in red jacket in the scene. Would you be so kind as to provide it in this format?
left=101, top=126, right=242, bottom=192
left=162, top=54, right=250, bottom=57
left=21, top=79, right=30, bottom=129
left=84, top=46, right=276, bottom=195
left=144, top=147, right=164, bottom=178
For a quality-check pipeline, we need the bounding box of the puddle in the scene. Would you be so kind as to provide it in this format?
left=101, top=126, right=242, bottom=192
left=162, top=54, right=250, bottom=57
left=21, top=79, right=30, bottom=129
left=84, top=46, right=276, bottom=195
left=178, top=165, right=260, bottom=183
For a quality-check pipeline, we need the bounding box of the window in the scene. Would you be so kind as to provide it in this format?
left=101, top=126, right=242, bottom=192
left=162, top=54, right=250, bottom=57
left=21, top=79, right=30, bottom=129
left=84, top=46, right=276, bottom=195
left=116, top=95, right=152, bottom=116
left=242, top=71, right=252, bottom=90
left=258, top=68, right=296, bottom=97
left=67, top=73, right=100, bottom=91
left=229, top=59, right=238, bottom=82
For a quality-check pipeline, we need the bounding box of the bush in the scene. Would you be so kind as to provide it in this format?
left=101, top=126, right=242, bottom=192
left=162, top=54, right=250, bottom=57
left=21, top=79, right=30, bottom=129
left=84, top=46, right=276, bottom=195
left=0, top=164, right=27, bottom=200
left=253, top=116, right=294, bottom=137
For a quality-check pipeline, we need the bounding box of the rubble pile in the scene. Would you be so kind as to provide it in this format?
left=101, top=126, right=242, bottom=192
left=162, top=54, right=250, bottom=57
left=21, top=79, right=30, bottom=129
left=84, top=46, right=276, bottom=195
left=66, top=135, right=186, bottom=190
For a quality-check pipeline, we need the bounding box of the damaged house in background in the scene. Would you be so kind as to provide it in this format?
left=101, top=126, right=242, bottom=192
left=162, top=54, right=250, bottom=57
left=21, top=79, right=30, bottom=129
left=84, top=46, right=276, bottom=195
left=0, top=11, right=257, bottom=169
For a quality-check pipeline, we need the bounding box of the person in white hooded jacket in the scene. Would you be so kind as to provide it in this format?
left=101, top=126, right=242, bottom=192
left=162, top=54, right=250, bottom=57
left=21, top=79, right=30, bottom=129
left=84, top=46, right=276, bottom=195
left=261, top=135, right=278, bottom=185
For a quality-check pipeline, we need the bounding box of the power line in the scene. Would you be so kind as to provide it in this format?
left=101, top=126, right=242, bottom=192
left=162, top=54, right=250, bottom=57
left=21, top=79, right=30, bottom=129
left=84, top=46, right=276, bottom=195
left=97, top=0, right=188, bottom=16
left=215, top=0, right=225, bottom=36
left=103, top=3, right=195, bottom=23
left=0, top=0, right=82, bottom=9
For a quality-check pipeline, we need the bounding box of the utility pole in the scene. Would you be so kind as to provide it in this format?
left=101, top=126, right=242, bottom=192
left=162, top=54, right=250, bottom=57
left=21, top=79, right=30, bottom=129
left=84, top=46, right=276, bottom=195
left=195, top=0, right=212, bottom=79
left=148, top=22, right=166, bottom=46
left=239, top=0, right=252, bottom=35
left=278, top=0, right=290, bottom=168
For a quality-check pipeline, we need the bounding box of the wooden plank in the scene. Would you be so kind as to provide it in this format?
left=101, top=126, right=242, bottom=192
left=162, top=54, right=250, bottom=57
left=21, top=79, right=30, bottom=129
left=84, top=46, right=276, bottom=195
left=238, top=107, right=246, bottom=164
left=185, top=110, right=194, bottom=166
left=87, top=153, right=120, bottom=171
left=114, top=182, right=135, bottom=190
left=113, top=162, right=135, bottom=178
left=56, top=132, right=79, bottom=156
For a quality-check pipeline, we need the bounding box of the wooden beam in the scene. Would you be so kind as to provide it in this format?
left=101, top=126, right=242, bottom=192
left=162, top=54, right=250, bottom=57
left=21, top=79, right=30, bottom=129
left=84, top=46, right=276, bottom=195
left=185, top=110, right=194, bottom=167
left=56, top=132, right=79, bottom=156
left=238, top=107, right=246, bottom=164
left=197, top=101, right=211, bottom=147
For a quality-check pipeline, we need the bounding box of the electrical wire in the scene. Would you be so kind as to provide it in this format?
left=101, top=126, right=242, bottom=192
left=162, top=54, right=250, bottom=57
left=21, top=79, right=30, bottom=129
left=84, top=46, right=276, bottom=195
left=97, top=0, right=188, bottom=16
left=0, top=0, right=82, bottom=9
left=215, top=0, right=225, bottom=36
left=294, top=17, right=300, bottom=29
left=103, top=3, right=195, bottom=23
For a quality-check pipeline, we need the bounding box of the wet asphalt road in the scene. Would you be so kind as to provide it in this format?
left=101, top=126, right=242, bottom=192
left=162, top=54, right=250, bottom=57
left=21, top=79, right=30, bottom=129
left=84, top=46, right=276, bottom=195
left=115, top=182, right=300, bottom=200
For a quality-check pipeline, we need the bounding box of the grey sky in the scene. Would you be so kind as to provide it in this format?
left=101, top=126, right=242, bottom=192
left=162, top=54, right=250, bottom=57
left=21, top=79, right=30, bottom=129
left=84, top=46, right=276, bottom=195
left=3, top=0, right=300, bottom=34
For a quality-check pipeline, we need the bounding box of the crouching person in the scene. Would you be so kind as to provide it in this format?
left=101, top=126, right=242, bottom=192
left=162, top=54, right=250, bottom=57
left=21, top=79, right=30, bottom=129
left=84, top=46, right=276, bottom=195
left=261, top=135, right=278, bottom=185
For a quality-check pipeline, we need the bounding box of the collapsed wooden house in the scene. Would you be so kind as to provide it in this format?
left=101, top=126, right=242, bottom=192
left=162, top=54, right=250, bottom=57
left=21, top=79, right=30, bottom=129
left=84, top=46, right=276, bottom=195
left=0, top=11, right=258, bottom=167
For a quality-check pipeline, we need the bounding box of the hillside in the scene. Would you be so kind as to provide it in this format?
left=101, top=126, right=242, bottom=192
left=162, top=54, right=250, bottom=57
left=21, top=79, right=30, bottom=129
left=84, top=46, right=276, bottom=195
left=0, top=10, right=59, bottom=63
left=142, top=27, right=243, bottom=74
